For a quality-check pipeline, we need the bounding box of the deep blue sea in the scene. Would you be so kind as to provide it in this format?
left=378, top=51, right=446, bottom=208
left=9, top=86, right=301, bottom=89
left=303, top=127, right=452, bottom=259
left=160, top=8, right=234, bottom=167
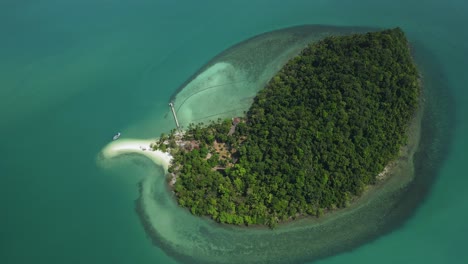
left=1, top=1, right=467, bottom=263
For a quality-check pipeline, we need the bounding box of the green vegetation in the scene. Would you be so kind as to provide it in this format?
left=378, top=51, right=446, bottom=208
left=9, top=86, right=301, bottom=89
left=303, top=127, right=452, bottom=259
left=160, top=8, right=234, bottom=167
left=166, top=28, right=420, bottom=227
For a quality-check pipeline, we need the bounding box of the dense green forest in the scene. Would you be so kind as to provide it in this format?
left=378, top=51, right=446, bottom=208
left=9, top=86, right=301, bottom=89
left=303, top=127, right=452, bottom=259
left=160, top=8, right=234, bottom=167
left=162, top=28, right=420, bottom=227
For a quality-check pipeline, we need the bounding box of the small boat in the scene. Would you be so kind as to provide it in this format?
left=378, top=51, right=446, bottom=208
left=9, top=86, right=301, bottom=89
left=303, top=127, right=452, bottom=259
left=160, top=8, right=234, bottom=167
left=113, top=132, right=121, bottom=140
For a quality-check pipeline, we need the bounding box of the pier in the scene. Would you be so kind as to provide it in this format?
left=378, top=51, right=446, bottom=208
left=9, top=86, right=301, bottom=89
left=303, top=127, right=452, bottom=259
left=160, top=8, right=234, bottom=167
left=169, top=102, right=180, bottom=130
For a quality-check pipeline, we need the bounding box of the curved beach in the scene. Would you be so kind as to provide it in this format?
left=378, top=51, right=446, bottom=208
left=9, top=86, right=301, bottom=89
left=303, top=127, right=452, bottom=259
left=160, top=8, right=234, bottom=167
left=101, top=139, right=172, bottom=172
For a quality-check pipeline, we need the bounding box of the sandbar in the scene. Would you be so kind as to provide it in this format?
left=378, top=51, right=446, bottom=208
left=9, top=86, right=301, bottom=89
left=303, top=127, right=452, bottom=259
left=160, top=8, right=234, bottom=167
left=101, top=138, right=172, bottom=172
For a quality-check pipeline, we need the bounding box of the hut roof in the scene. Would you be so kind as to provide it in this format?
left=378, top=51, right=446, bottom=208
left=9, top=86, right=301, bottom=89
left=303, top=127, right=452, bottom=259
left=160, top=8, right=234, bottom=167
left=232, top=117, right=241, bottom=125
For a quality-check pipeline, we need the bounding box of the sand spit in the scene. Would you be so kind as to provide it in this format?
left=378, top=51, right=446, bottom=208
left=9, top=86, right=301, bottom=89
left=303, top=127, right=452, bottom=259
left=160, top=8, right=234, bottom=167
left=101, top=138, right=172, bottom=172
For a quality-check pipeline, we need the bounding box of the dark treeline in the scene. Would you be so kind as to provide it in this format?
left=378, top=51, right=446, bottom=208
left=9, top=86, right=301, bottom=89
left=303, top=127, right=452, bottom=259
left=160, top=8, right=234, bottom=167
left=168, top=28, right=420, bottom=227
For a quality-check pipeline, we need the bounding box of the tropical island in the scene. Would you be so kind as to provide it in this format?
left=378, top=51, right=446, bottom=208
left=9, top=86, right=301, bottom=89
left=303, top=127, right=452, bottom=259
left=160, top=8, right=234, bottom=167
left=152, top=28, right=420, bottom=228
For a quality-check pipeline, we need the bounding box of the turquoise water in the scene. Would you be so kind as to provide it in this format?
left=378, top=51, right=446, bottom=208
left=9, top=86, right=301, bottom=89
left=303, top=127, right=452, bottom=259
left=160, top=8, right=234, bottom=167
left=1, top=1, right=466, bottom=264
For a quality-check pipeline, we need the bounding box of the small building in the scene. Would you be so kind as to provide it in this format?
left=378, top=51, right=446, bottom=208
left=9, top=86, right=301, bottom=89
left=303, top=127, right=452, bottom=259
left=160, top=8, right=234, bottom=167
left=228, top=117, right=241, bottom=136
left=232, top=117, right=241, bottom=125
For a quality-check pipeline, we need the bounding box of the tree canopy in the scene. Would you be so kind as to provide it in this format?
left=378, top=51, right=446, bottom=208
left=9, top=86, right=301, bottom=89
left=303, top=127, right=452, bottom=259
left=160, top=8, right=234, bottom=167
left=167, top=28, right=420, bottom=227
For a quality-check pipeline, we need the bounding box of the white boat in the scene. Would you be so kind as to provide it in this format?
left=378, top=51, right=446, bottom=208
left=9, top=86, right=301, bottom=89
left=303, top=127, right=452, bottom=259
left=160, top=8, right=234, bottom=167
left=113, top=132, right=121, bottom=140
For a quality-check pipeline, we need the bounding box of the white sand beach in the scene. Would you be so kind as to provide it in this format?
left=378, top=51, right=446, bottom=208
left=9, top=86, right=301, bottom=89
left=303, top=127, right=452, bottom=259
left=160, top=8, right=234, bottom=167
left=101, top=138, right=173, bottom=172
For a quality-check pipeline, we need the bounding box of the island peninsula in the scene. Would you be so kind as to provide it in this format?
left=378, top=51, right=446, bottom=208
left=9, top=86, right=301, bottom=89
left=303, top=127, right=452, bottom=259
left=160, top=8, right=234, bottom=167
left=152, top=28, right=420, bottom=228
